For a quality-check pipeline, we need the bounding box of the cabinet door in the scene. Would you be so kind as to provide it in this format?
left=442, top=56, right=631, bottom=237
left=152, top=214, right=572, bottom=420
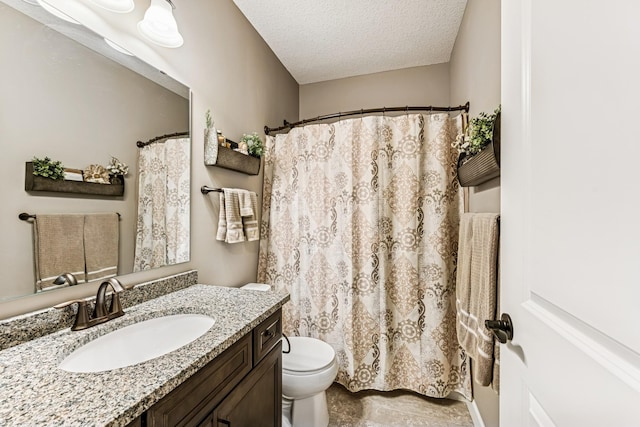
left=146, top=333, right=252, bottom=427
left=210, top=342, right=282, bottom=427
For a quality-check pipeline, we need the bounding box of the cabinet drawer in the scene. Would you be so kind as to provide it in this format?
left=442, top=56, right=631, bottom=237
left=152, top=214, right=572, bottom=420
left=146, top=333, right=252, bottom=427
left=253, top=309, right=282, bottom=365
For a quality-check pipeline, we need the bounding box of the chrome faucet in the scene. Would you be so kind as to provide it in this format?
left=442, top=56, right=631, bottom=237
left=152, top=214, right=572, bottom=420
left=54, top=278, right=127, bottom=331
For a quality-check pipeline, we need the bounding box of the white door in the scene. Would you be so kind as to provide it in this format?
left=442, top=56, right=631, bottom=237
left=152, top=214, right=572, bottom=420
left=500, top=0, right=640, bottom=425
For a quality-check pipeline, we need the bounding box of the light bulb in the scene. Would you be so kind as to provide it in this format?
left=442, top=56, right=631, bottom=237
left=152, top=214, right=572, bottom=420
left=137, top=0, right=183, bottom=48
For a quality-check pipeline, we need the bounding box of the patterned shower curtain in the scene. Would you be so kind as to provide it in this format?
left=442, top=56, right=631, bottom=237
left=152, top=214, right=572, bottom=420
left=133, top=137, right=190, bottom=271
left=258, top=114, right=472, bottom=399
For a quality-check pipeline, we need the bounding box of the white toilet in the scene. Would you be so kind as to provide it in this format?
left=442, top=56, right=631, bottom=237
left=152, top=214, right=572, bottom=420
left=240, top=284, right=338, bottom=427
left=282, top=336, right=338, bottom=427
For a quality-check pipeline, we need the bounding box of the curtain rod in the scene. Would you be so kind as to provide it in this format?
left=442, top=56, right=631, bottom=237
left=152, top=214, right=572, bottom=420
left=264, top=102, right=470, bottom=135
left=136, top=131, right=190, bottom=147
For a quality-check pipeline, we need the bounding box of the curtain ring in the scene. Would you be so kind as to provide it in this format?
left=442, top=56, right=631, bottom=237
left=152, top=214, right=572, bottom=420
left=405, top=105, right=409, bottom=116
left=360, top=108, right=364, bottom=122
left=383, top=107, right=386, bottom=117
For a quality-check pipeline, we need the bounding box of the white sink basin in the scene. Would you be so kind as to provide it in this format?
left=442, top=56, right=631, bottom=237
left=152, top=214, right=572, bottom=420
left=59, top=314, right=215, bottom=373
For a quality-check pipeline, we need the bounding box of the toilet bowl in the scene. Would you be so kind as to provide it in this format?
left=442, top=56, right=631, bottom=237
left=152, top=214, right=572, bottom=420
left=239, top=284, right=338, bottom=427
left=282, top=336, right=338, bottom=427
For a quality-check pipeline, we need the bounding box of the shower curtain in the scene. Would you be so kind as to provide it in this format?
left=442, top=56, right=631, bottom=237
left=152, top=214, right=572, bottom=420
left=258, top=113, right=472, bottom=399
left=133, top=137, right=190, bottom=271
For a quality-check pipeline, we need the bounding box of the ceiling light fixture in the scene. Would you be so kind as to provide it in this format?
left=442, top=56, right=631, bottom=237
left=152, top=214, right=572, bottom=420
left=36, top=0, right=81, bottom=24
left=137, top=0, right=183, bottom=48
left=88, top=0, right=134, bottom=14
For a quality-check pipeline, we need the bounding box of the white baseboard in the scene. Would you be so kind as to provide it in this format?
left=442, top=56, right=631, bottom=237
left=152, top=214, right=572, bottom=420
left=466, top=399, right=486, bottom=427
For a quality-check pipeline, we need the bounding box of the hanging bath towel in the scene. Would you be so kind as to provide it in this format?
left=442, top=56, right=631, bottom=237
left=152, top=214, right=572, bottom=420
left=217, top=189, right=245, bottom=243
left=455, top=212, right=500, bottom=387
left=34, top=214, right=86, bottom=291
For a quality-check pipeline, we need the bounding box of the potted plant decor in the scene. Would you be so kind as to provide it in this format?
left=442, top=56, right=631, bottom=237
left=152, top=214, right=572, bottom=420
left=31, top=156, right=65, bottom=180
left=454, top=106, right=501, bottom=186
left=204, top=109, right=219, bottom=165
left=106, top=156, right=129, bottom=185
left=240, top=132, right=264, bottom=158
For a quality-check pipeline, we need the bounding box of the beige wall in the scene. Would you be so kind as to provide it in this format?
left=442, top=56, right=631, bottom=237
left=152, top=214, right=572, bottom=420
left=449, top=0, right=502, bottom=426
left=300, top=64, right=450, bottom=119
left=0, top=0, right=298, bottom=318
left=450, top=0, right=502, bottom=215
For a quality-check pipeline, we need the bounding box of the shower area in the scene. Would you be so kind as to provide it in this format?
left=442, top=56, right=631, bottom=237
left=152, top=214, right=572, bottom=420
left=258, top=105, right=473, bottom=401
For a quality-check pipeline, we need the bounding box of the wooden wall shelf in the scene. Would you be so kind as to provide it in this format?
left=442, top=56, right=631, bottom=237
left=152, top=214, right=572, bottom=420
left=24, top=162, right=124, bottom=197
left=208, top=145, right=261, bottom=175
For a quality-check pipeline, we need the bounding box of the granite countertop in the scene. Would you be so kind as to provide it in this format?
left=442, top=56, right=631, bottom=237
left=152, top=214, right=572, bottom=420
left=0, top=284, right=289, bottom=426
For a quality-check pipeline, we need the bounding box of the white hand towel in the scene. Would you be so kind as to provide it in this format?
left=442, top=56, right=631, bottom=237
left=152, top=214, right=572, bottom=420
left=242, top=191, right=259, bottom=242
left=216, top=192, right=228, bottom=241
left=239, top=190, right=254, bottom=217
left=218, top=189, right=246, bottom=243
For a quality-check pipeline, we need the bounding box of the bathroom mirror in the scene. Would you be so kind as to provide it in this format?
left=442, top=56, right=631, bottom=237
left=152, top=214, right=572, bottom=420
left=0, top=1, right=191, bottom=301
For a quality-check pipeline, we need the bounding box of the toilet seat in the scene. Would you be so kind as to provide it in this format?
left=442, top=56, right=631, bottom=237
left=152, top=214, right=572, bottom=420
left=283, top=336, right=336, bottom=375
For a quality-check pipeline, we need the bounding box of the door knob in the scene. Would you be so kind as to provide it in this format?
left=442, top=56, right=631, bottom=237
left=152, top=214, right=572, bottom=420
left=485, top=313, right=514, bottom=344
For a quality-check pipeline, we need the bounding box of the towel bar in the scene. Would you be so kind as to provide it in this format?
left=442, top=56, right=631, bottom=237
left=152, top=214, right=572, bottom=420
left=19, top=212, right=121, bottom=221
left=201, top=186, right=223, bottom=194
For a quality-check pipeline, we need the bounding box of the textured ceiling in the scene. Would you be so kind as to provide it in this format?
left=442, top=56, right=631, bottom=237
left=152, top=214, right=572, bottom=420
left=232, top=0, right=468, bottom=84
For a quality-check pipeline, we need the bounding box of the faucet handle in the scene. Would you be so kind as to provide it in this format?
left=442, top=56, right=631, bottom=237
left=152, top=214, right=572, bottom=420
left=54, top=299, right=91, bottom=331
left=53, top=299, right=87, bottom=310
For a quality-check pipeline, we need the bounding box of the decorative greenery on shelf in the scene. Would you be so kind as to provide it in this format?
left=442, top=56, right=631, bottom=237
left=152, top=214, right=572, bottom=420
left=205, top=109, right=213, bottom=129
left=240, top=132, right=264, bottom=158
left=106, top=156, right=129, bottom=176
left=32, top=156, right=65, bottom=180
left=453, top=105, right=501, bottom=158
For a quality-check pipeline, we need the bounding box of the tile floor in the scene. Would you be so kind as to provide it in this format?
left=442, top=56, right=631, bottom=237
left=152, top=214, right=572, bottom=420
left=326, top=383, right=473, bottom=427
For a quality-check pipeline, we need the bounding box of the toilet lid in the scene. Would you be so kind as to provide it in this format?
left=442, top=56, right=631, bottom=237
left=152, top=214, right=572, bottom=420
left=282, top=336, right=335, bottom=373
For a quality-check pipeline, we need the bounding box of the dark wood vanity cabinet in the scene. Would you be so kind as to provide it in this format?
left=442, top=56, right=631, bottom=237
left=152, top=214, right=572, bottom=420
left=201, top=342, right=281, bottom=427
left=143, top=310, right=282, bottom=427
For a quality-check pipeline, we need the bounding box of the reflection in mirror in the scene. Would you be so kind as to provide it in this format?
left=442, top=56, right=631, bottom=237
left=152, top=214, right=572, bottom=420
left=0, top=0, right=191, bottom=301
left=134, top=133, right=190, bottom=271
